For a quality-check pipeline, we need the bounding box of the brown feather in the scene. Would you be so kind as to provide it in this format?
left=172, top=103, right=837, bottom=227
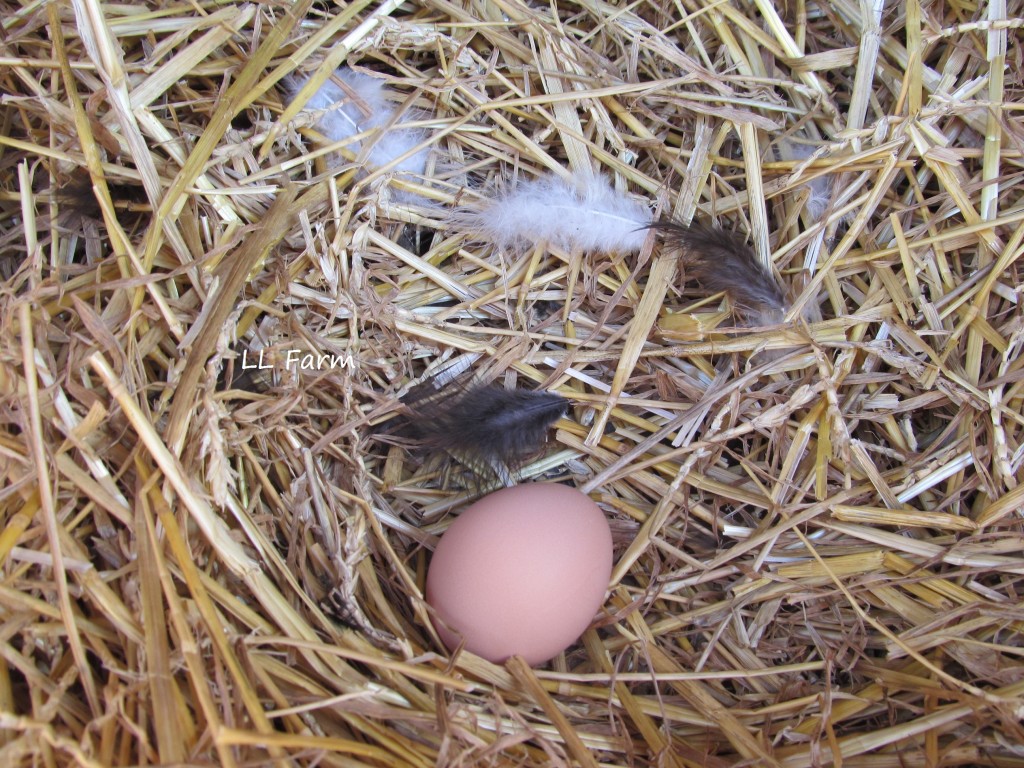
left=652, top=221, right=788, bottom=324
left=54, top=171, right=148, bottom=230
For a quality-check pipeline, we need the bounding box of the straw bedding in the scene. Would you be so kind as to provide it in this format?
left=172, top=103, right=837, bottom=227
left=2, top=0, right=1023, bottom=765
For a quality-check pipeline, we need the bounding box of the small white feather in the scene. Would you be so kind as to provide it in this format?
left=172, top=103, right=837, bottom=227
left=288, top=67, right=429, bottom=178
left=776, top=140, right=834, bottom=221
left=450, top=172, right=652, bottom=254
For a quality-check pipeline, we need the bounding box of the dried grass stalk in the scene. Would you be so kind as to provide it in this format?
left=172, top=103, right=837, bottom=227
left=1, top=0, right=1022, bottom=765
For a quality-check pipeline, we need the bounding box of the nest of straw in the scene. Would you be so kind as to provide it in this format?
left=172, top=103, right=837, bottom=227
left=2, top=0, right=1024, bottom=765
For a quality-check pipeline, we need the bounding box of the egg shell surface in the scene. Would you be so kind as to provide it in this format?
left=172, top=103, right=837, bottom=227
left=426, top=483, right=612, bottom=666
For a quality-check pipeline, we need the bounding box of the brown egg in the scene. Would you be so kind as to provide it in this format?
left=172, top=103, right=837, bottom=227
left=426, top=483, right=613, bottom=666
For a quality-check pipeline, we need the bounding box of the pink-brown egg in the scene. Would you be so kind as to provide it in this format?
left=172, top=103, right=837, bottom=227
left=425, top=483, right=613, bottom=666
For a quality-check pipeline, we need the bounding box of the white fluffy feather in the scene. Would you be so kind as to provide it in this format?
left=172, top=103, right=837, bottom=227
left=288, top=67, right=429, bottom=178
left=776, top=140, right=834, bottom=221
left=450, top=172, right=652, bottom=254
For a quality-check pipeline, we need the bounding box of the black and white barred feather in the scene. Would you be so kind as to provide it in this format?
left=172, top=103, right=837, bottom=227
left=402, top=380, right=568, bottom=485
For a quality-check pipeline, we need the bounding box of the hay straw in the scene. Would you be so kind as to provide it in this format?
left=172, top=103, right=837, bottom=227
left=2, top=0, right=1024, bottom=765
